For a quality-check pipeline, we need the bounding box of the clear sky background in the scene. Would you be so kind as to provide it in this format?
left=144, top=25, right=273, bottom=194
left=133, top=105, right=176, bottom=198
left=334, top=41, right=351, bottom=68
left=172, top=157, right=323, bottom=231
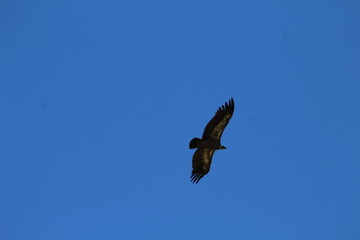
left=1, top=1, right=360, bottom=240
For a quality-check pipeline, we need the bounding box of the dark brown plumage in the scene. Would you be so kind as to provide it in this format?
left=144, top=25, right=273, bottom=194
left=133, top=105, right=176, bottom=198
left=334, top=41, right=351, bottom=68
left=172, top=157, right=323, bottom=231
left=189, top=98, right=234, bottom=183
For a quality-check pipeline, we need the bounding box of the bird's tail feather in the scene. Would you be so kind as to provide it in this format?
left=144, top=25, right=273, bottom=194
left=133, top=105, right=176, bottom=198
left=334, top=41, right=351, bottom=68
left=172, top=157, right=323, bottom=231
left=189, top=138, right=201, bottom=149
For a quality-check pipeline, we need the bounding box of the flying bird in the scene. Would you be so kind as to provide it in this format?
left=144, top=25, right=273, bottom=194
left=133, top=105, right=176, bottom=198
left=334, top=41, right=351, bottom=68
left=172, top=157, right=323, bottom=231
left=189, top=98, right=235, bottom=183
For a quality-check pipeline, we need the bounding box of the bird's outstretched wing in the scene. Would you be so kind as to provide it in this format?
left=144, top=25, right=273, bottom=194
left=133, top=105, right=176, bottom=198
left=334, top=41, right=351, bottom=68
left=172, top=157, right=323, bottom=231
left=190, top=148, right=215, bottom=184
left=202, top=98, right=234, bottom=140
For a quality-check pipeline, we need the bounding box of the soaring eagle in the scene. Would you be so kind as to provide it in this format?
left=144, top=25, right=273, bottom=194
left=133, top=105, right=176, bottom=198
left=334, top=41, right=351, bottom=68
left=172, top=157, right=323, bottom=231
left=189, top=98, right=235, bottom=183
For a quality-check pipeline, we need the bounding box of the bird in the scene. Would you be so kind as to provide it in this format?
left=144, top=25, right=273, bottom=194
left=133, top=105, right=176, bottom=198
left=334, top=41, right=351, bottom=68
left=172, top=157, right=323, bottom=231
left=189, top=98, right=235, bottom=183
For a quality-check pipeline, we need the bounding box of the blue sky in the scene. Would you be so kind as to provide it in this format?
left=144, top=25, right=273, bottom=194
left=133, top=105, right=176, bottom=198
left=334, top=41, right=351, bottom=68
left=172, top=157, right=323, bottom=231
left=1, top=1, right=360, bottom=239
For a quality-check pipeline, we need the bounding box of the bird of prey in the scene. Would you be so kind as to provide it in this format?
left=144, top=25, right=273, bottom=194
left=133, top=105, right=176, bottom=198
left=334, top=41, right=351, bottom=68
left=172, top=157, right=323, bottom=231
left=189, top=98, right=235, bottom=183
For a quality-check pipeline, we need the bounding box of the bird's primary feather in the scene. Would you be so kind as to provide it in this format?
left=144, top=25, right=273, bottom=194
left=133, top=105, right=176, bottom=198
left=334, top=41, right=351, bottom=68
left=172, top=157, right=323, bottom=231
left=190, top=148, right=215, bottom=183
left=202, top=97, right=234, bottom=140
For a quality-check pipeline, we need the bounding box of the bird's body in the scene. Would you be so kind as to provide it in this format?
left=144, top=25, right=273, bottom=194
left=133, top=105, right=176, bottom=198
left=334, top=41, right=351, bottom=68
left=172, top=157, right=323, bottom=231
left=189, top=98, right=234, bottom=183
